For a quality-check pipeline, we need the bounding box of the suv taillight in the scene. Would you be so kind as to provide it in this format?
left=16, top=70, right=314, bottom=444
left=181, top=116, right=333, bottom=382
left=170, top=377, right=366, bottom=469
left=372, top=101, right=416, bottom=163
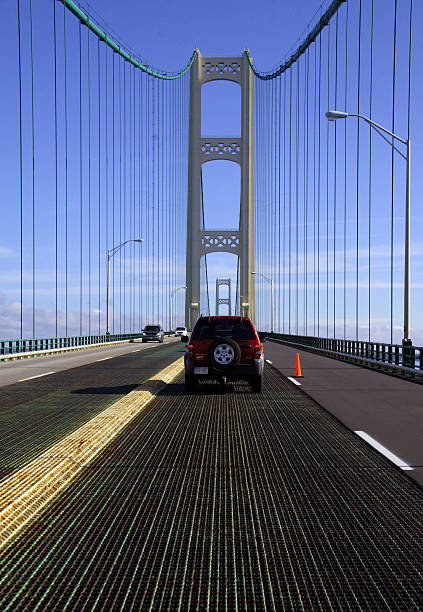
left=187, top=344, right=194, bottom=358
left=254, top=344, right=263, bottom=358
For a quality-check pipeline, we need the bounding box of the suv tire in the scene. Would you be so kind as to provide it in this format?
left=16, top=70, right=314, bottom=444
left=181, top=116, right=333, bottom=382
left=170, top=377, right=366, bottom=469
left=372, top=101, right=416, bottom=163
left=208, top=337, right=241, bottom=371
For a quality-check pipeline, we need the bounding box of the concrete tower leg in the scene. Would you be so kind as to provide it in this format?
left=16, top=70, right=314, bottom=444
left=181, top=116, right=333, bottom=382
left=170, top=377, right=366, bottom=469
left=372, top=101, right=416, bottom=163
left=185, top=52, right=255, bottom=328
left=185, top=52, right=202, bottom=329
left=239, top=54, right=255, bottom=322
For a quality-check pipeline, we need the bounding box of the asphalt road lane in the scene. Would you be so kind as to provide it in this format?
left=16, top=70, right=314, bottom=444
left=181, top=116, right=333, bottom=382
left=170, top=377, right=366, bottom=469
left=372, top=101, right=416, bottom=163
left=0, top=337, right=180, bottom=387
left=264, top=339, right=423, bottom=487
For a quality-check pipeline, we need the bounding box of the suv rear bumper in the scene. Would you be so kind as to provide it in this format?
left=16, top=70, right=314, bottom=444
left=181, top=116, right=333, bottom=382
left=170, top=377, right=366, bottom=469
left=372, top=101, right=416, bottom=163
left=184, top=355, right=264, bottom=381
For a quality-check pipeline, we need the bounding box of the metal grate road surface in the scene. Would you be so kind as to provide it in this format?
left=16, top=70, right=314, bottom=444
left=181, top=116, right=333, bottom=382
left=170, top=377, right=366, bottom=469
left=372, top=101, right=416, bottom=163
left=0, top=342, right=182, bottom=481
left=1, top=366, right=423, bottom=610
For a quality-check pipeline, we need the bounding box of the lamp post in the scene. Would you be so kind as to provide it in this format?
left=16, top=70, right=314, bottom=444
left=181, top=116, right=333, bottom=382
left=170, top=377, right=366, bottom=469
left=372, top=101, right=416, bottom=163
left=169, top=285, right=187, bottom=331
left=106, top=238, right=144, bottom=335
left=326, top=110, right=411, bottom=347
left=251, top=272, right=274, bottom=333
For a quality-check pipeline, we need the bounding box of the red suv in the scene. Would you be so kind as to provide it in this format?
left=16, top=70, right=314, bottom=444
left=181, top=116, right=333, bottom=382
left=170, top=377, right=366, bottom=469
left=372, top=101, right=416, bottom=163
left=182, top=316, right=264, bottom=392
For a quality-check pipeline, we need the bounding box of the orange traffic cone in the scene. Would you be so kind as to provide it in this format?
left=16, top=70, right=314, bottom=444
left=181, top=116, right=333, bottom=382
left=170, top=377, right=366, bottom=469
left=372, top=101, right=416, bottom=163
left=294, top=353, right=303, bottom=377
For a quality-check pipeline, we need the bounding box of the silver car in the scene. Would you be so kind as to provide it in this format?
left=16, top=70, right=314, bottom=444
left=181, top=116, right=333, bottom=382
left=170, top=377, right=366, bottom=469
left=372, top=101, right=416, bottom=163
left=142, top=325, right=164, bottom=343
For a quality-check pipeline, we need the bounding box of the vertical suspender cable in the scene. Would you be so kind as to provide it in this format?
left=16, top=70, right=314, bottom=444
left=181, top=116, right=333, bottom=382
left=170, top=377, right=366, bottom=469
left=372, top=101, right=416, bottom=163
left=133, top=66, right=136, bottom=331
left=169, top=82, right=171, bottom=326
left=98, top=38, right=101, bottom=333
left=143, top=66, right=147, bottom=329
left=278, top=75, right=282, bottom=332
left=79, top=22, right=83, bottom=335
left=368, top=1, right=374, bottom=342
left=112, top=51, right=115, bottom=333
left=164, top=80, right=168, bottom=325
left=88, top=30, right=91, bottom=334
left=283, top=73, right=287, bottom=333
left=134, top=67, right=137, bottom=331
left=105, top=45, right=108, bottom=334
left=63, top=2, right=68, bottom=336
left=17, top=0, right=23, bottom=339
left=267, top=81, right=270, bottom=326
left=167, top=79, right=170, bottom=322
left=138, top=68, right=142, bottom=330
left=123, top=62, right=127, bottom=331
left=390, top=0, right=397, bottom=345
left=406, top=0, right=413, bottom=344
left=344, top=2, right=349, bottom=340
left=288, top=68, right=292, bottom=334
left=273, top=78, right=277, bottom=329
left=119, top=57, right=122, bottom=332
left=152, top=77, right=155, bottom=322
left=53, top=0, right=58, bottom=337
left=317, top=33, right=322, bottom=337
left=269, top=79, right=271, bottom=326
left=326, top=22, right=332, bottom=338
left=128, top=62, right=131, bottom=329
left=334, top=12, right=339, bottom=339
left=129, top=65, right=133, bottom=331
left=313, top=41, right=317, bottom=336
left=305, top=49, right=309, bottom=336
left=157, top=79, right=161, bottom=326
left=407, top=1, right=413, bottom=142
left=146, top=75, right=150, bottom=327
left=30, top=0, right=35, bottom=337
left=356, top=0, right=362, bottom=341
left=295, top=61, right=300, bottom=334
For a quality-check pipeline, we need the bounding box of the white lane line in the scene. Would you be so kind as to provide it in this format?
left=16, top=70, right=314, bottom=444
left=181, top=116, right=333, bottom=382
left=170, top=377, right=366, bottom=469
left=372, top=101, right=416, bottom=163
left=287, top=376, right=301, bottom=386
left=355, top=431, right=413, bottom=470
left=96, top=357, right=113, bottom=362
left=19, top=372, right=55, bottom=382
left=266, top=359, right=272, bottom=364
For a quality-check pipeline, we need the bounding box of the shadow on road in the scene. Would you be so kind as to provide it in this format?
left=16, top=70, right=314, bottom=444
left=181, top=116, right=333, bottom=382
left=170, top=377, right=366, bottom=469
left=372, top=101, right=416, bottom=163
left=71, top=385, right=139, bottom=395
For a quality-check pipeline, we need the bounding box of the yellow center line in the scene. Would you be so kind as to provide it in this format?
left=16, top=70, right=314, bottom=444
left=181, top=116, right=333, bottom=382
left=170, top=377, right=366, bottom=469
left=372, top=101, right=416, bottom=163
left=0, top=357, right=184, bottom=549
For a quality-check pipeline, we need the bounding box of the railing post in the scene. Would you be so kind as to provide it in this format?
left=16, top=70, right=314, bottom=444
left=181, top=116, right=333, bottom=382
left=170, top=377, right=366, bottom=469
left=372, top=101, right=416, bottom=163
left=402, top=339, right=414, bottom=368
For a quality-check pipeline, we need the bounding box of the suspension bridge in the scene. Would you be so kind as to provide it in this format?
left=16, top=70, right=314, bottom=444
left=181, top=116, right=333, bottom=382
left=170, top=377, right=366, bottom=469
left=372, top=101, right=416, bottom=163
left=0, top=0, right=423, bottom=609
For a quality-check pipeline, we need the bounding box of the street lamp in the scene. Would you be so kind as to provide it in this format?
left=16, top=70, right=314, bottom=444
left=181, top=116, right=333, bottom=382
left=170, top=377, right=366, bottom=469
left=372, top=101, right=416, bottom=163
left=326, top=110, right=411, bottom=347
left=251, top=272, right=274, bottom=333
left=169, top=285, right=187, bottom=331
left=106, top=238, right=144, bottom=334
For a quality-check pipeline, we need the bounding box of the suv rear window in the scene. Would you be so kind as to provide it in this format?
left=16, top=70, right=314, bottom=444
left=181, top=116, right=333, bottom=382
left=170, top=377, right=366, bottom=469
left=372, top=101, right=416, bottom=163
left=145, top=325, right=160, bottom=331
left=192, top=318, right=256, bottom=341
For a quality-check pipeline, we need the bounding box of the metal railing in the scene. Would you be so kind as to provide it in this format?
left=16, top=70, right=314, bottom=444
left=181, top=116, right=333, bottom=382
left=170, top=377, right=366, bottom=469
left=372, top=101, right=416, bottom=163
left=0, top=332, right=172, bottom=356
left=262, top=332, right=422, bottom=372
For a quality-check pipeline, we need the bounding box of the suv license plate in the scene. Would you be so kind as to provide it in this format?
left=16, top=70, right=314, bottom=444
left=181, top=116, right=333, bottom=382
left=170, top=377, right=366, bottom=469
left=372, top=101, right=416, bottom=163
left=194, top=367, right=208, bottom=375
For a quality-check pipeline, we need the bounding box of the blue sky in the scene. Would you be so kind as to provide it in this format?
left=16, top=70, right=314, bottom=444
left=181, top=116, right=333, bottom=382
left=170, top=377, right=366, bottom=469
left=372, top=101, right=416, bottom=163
left=0, top=0, right=422, bottom=343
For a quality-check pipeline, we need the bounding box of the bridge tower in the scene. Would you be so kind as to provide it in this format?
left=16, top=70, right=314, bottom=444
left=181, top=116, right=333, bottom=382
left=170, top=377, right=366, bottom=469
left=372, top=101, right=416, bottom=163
left=185, top=51, right=255, bottom=329
left=215, top=278, right=232, bottom=315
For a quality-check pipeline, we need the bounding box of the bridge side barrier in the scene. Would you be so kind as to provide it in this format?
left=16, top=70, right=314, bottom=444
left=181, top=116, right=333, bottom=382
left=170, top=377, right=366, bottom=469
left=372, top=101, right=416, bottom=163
left=260, top=332, right=423, bottom=380
left=0, top=331, right=174, bottom=358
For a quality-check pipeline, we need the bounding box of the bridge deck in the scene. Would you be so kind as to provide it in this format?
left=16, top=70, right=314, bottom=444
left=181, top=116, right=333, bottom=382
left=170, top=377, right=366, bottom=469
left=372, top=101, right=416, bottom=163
left=265, top=339, right=423, bottom=487
left=1, top=345, right=423, bottom=609
left=0, top=341, right=182, bottom=482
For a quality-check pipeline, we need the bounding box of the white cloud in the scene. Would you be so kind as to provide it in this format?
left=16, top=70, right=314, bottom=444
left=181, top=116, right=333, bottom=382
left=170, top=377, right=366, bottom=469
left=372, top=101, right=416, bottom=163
left=0, top=247, right=14, bottom=259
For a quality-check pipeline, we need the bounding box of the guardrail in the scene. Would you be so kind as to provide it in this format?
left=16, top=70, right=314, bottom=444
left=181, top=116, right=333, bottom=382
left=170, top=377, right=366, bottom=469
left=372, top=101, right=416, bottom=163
left=261, top=332, right=422, bottom=374
left=0, top=332, right=173, bottom=356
